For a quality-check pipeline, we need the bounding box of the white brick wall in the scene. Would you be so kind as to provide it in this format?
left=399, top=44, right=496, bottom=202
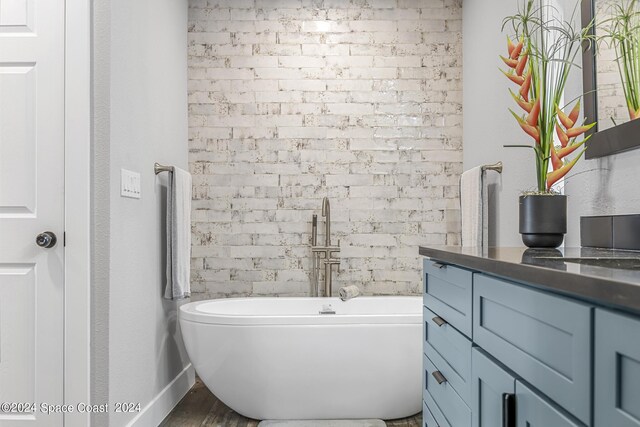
left=188, top=0, right=463, bottom=299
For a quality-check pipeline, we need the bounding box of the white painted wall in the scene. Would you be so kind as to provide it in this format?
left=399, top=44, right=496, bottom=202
left=462, top=0, right=535, bottom=246
left=463, top=0, right=599, bottom=247
left=92, top=0, right=194, bottom=425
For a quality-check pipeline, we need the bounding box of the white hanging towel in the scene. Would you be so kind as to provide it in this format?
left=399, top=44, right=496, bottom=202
left=164, top=167, right=192, bottom=300
left=460, top=166, right=488, bottom=247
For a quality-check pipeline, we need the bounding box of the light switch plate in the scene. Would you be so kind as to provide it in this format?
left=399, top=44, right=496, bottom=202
left=121, top=169, right=141, bottom=199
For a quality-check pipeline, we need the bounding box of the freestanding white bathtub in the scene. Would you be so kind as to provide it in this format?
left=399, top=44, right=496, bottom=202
left=179, top=296, right=422, bottom=420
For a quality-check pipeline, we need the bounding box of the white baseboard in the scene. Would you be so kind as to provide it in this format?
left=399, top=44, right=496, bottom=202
left=126, top=363, right=195, bottom=427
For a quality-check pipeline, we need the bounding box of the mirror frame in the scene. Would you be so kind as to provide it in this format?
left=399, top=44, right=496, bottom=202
left=582, top=0, right=640, bottom=159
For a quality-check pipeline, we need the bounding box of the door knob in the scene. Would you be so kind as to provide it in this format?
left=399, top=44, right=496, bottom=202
left=36, top=231, right=57, bottom=248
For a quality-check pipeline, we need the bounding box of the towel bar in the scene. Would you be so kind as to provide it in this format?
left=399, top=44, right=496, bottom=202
left=154, top=162, right=174, bottom=175
left=482, top=161, right=503, bottom=174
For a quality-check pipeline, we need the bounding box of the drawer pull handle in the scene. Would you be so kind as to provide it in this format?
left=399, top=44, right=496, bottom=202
left=432, top=262, right=447, bottom=269
left=502, top=393, right=516, bottom=427
left=432, top=316, right=447, bottom=327
left=432, top=371, right=447, bottom=385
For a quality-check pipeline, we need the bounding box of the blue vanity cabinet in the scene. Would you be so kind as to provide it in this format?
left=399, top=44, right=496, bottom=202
left=595, top=309, right=640, bottom=427
left=420, top=255, right=640, bottom=427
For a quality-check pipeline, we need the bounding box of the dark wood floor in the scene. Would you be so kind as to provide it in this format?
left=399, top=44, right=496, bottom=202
left=161, top=379, right=422, bottom=427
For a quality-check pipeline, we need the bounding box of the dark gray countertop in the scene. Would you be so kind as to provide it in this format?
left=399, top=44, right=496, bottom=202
left=419, top=246, right=640, bottom=314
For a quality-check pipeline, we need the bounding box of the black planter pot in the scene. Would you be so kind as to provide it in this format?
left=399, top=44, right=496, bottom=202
left=519, top=195, right=567, bottom=248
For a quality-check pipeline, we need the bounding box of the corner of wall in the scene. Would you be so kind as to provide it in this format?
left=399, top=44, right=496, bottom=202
left=91, top=0, right=111, bottom=425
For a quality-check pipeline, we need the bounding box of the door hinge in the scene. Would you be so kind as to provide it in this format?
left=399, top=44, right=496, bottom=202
left=63, top=232, right=66, bottom=247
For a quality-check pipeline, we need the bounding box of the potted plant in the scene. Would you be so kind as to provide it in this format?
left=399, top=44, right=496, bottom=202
left=501, top=0, right=595, bottom=248
left=598, top=0, right=640, bottom=120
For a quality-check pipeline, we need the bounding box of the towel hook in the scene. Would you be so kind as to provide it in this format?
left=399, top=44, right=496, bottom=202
left=154, top=162, right=174, bottom=175
left=482, top=161, right=503, bottom=174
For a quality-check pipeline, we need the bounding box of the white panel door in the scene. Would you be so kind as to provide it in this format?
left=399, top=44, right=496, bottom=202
left=0, top=0, right=65, bottom=426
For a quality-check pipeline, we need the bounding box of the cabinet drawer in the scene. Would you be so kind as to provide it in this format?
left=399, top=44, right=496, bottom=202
left=423, top=400, right=439, bottom=427
left=424, top=258, right=474, bottom=285
left=424, top=259, right=473, bottom=337
left=516, top=381, right=584, bottom=427
left=424, top=353, right=471, bottom=427
left=473, top=274, right=592, bottom=425
left=424, top=306, right=472, bottom=404
left=424, top=390, right=448, bottom=427
left=595, top=309, right=640, bottom=427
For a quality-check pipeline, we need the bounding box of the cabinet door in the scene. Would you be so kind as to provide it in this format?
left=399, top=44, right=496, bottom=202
left=472, top=348, right=515, bottom=427
left=516, top=381, right=583, bottom=427
left=595, top=309, right=640, bottom=427
left=473, top=274, right=592, bottom=424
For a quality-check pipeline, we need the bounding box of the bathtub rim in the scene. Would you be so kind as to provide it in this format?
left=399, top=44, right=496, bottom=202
left=179, top=296, right=422, bottom=326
